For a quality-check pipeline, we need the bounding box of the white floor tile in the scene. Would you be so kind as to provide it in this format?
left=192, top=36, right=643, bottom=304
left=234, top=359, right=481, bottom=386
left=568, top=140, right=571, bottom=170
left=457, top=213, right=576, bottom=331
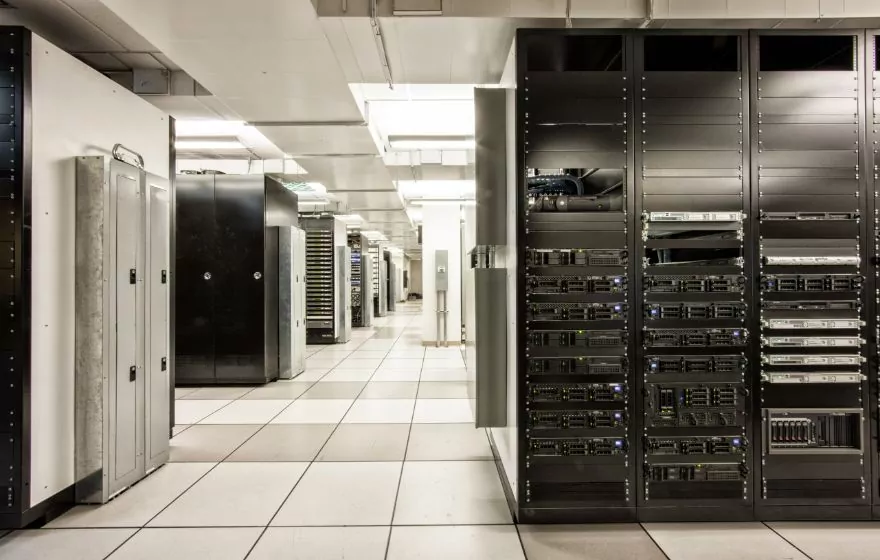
left=417, top=381, right=470, bottom=399
left=180, top=387, right=254, bottom=400
left=272, top=462, right=401, bottom=526
left=643, top=523, right=809, bottom=560
left=107, top=528, right=261, bottom=560
left=342, top=399, right=415, bottom=423
left=419, top=368, right=469, bottom=382
left=248, top=527, right=389, bottom=560
left=292, top=369, right=330, bottom=381
left=387, top=526, right=524, bottom=560
left=412, top=399, right=474, bottom=423
left=371, top=369, right=421, bottom=382
left=423, top=358, right=465, bottom=369
left=0, top=529, right=136, bottom=560
left=174, top=400, right=231, bottom=425
left=393, top=461, right=510, bottom=525
left=149, top=462, right=308, bottom=527
left=768, top=522, right=880, bottom=560
left=518, top=524, right=668, bottom=560
left=336, top=358, right=383, bottom=369
left=360, top=382, right=419, bottom=399
left=379, top=358, right=424, bottom=370
left=271, top=399, right=354, bottom=424
left=53, top=466, right=212, bottom=528
left=406, top=424, right=491, bottom=461
left=320, top=369, right=375, bottom=382
left=174, top=388, right=197, bottom=400
left=348, top=351, right=389, bottom=359
left=241, top=382, right=312, bottom=400
left=198, top=399, right=291, bottom=424
left=169, top=425, right=261, bottom=462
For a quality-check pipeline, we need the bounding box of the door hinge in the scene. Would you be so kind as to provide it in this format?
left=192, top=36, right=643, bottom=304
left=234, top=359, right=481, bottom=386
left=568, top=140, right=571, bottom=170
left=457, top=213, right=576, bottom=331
left=161, top=270, right=167, bottom=284
left=129, top=269, right=137, bottom=284
left=129, top=365, right=136, bottom=382
left=161, top=357, right=167, bottom=371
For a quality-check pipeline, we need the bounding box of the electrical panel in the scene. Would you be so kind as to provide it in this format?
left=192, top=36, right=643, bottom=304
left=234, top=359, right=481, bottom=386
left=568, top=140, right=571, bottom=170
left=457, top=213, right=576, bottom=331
left=511, top=29, right=880, bottom=523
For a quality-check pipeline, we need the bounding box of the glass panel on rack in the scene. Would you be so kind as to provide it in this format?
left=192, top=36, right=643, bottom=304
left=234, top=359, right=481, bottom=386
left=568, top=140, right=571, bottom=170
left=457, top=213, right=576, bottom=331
left=527, top=168, right=624, bottom=213
left=526, top=35, right=624, bottom=72
left=644, top=35, right=740, bottom=72
left=759, top=35, right=855, bottom=71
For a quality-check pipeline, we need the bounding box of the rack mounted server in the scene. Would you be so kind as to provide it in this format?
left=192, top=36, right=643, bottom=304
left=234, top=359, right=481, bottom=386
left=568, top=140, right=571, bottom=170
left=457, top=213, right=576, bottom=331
left=348, top=231, right=373, bottom=327
left=302, top=216, right=351, bottom=344
left=501, top=29, right=880, bottom=524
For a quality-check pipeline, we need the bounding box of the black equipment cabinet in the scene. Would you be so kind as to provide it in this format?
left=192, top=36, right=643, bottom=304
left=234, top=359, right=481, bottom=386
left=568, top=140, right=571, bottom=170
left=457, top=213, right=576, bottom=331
left=175, top=174, right=298, bottom=385
left=349, top=231, right=371, bottom=327
left=510, top=27, right=880, bottom=524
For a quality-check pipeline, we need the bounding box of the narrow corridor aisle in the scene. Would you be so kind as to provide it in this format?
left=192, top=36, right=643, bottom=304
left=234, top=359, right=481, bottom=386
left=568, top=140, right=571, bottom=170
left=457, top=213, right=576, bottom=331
left=4, top=303, right=880, bottom=559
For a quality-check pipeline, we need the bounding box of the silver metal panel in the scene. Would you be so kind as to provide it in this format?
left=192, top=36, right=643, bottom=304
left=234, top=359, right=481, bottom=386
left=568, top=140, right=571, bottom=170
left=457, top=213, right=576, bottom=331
left=336, top=246, right=352, bottom=343
left=110, top=158, right=145, bottom=497
left=363, top=254, right=374, bottom=327
left=475, top=88, right=507, bottom=246
left=475, top=268, right=507, bottom=428
left=435, top=250, right=449, bottom=291
left=293, top=227, right=306, bottom=374
left=146, top=177, right=170, bottom=471
left=278, top=226, right=294, bottom=379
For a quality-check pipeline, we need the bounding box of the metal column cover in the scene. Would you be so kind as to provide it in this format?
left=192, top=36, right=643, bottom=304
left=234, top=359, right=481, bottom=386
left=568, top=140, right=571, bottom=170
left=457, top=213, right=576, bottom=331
left=473, top=87, right=509, bottom=427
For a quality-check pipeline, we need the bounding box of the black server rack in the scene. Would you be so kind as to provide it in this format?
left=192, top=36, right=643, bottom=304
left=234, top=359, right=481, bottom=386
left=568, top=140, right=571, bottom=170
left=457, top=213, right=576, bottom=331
left=348, top=231, right=370, bottom=327
left=751, top=32, right=871, bottom=520
left=175, top=175, right=298, bottom=385
left=518, top=32, right=636, bottom=522
left=0, top=27, right=35, bottom=528
left=302, top=216, right=348, bottom=343
left=509, top=27, right=880, bottom=524
left=636, top=33, right=753, bottom=521
left=870, top=30, right=880, bottom=520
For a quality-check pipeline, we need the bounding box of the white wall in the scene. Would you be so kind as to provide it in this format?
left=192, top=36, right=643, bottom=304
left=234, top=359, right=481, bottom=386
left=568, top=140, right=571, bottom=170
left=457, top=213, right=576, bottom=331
left=30, top=33, right=170, bottom=506
left=392, top=253, right=406, bottom=301
left=421, top=203, right=462, bottom=344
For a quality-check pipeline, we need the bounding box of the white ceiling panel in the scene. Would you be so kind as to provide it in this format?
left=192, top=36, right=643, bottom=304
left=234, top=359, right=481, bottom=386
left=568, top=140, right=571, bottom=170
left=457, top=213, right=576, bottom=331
left=298, top=156, right=399, bottom=195
left=148, top=95, right=240, bottom=120
left=259, top=125, right=379, bottom=157
left=336, top=190, right=403, bottom=210
left=112, top=52, right=166, bottom=69
left=75, top=52, right=129, bottom=70
left=5, top=0, right=125, bottom=51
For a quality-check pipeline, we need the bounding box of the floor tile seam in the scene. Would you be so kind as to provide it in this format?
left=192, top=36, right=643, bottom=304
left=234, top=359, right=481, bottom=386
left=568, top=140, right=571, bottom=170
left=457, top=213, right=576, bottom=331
left=265, top=325, right=403, bottom=528
left=100, top=527, right=144, bottom=560
left=383, top=338, right=421, bottom=559
left=637, top=523, right=673, bottom=560
left=762, top=522, right=817, bottom=560
left=216, top=394, right=305, bottom=464
left=184, top=397, right=244, bottom=425
left=513, top=524, right=531, bottom=560
left=234, top=376, right=320, bottom=403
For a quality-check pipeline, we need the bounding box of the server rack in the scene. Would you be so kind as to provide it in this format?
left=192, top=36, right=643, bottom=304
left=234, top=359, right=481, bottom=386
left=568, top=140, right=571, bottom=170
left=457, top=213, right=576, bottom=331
left=751, top=31, right=871, bottom=520
left=371, top=242, right=387, bottom=316
left=636, top=33, right=753, bottom=521
left=870, top=30, right=880, bottom=520
left=348, top=231, right=372, bottom=327
left=175, top=175, right=297, bottom=385
left=517, top=31, right=636, bottom=522
left=302, top=216, right=350, bottom=343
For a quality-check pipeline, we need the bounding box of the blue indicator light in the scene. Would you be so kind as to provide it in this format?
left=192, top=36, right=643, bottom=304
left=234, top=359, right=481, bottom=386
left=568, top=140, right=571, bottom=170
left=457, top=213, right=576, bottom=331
left=613, top=277, right=621, bottom=284
left=651, top=309, right=658, bottom=315
left=732, top=438, right=742, bottom=447
left=650, top=362, right=658, bottom=369
left=613, top=385, right=622, bottom=393
left=733, top=330, right=741, bottom=337
left=614, top=440, right=624, bottom=448
left=614, top=413, right=622, bottom=419
left=614, top=305, right=621, bottom=311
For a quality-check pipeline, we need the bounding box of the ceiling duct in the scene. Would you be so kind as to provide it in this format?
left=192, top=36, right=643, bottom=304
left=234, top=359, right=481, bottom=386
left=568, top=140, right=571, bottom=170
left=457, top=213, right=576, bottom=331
left=393, top=0, right=442, bottom=16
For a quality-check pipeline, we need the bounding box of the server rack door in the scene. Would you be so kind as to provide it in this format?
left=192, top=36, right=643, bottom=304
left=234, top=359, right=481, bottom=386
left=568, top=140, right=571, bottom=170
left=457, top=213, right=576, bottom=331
left=109, top=160, right=146, bottom=495
left=293, top=228, right=307, bottom=374
left=174, top=176, right=217, bottom=383
left=213, top=176, right=267, bottom=382
left=869, top=30, right=880, bottom=520
left=146, top=180, right=170, bottom=470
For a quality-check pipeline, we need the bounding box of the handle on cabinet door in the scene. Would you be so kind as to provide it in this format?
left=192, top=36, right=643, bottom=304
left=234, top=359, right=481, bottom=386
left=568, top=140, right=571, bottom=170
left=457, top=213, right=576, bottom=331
left=203, top=272, right=212, bottom=280
left=254, top=272, right=262, bottom=280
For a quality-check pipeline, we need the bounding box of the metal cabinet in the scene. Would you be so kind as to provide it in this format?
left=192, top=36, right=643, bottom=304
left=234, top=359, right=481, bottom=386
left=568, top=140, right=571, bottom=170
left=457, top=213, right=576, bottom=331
left=175, top=174, right=298, bottom=385
left=280, top=226, right=306, bottom=379
left=74, top=149, right=170, bottom=502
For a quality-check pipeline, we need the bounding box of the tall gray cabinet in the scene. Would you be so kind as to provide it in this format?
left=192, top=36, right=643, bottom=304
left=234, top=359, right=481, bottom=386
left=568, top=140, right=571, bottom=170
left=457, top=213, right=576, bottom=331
left=74, top=149, right=170, bottom=502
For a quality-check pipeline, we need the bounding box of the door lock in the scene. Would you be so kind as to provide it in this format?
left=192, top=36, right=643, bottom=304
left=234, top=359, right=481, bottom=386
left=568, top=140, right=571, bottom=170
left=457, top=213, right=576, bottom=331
left=254, top=272, right=262, bottom=280
left=129, top=269, right=136, bottom=284
left=129, top=365, right=136, bottom=382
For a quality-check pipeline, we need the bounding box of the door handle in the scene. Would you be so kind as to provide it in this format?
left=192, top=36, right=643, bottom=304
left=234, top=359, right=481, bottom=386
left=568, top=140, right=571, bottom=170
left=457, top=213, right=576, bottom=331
left=129, top=365, right=136, bottom=382
left=254, top=272, right=262, bottom=280
left=203, top=272, right=212, bottom=280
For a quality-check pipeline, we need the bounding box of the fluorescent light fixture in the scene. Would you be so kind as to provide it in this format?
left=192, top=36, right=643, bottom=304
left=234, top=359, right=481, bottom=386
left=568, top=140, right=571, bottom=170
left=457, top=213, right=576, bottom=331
left=335, top=214, right=364, bottom=224
left=175, top=139, right=245, bottom=150
left=388, top=135, right=475, bottom=151
left=362, top=230, right=388, bottom=241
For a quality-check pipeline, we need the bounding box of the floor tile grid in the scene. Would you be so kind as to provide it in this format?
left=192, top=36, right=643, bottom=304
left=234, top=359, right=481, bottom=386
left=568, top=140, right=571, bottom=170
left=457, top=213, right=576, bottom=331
left=239, top=319, right=420, bottom=560
left=91, top=383, right=323, bottom=560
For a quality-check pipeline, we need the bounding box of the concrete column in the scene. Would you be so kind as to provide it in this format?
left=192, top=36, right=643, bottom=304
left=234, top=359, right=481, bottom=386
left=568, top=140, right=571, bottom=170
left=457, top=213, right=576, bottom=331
left=421, top=202, right=462, bottom=345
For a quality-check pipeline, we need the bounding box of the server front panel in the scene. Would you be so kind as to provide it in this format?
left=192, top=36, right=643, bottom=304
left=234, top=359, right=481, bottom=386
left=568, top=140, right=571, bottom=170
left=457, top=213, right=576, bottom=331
left=305, top=220, right=336, bottom=343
